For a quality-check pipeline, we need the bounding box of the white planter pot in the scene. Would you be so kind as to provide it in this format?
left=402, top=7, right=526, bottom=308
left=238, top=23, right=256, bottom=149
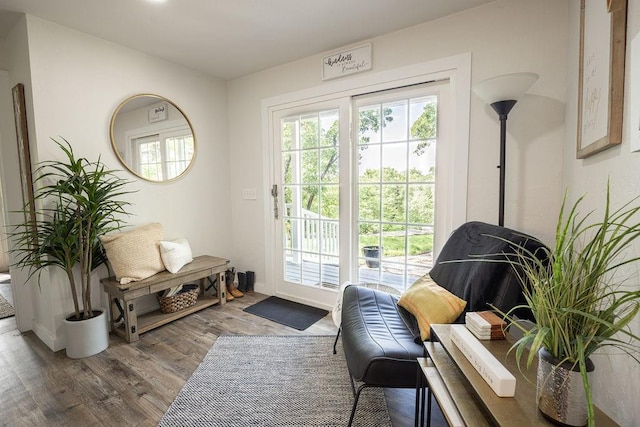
left=63, top=308, right=109, bottom=359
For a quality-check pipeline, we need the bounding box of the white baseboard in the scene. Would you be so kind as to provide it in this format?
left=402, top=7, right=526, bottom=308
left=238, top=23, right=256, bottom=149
left=32, top=320, right=65, bottom=352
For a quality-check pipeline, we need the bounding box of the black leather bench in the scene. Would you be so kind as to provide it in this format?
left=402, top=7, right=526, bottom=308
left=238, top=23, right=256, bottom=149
left=340, top=221, right=545, bottom=425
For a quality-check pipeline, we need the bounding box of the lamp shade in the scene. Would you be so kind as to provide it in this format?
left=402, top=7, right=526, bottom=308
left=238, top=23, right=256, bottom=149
left=473, top=72, right=539, bottom=105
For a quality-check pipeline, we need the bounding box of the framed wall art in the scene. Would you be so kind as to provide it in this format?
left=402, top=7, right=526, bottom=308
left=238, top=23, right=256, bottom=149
left=12, top=83, right=37, bottom=233
left=576, top=0, right=627, bottom=159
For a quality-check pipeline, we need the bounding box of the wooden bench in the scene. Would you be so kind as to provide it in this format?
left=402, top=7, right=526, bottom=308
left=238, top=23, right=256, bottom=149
left=101, top=255, right=229, bottom=343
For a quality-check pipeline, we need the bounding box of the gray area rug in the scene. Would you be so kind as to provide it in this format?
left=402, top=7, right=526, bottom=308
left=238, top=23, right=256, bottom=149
left=0, top=294, right=15, bottom=319
left=159, top=335, right=391, bottom=427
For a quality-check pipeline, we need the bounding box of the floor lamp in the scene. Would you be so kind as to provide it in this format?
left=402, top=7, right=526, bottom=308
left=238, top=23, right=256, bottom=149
left=473, top=72, right=539, bottom=226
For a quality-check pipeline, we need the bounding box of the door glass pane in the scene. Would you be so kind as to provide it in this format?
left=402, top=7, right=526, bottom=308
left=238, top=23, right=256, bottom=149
left=382, top=100, right=408, bottom=142
left=165, top=134, right=194, bottom=179
left=382, top=224, right=407, bottom=259
left=410, top=96, right=437, bottom=140
left=409, top=141, right=435, bottom=182
left=319, top=147, right=339, bottom=183
left=408, top=184, right=435, bottom=224
left=320, top=185, right=339, bottom=219
left=302, top=150, right=319, bottom=184
left=320, top=221, right=339, bottom=256
left=281, top=119, right=295, bottom=151
left=280, top=108, right=340, bottom=290
left=137, top=139, right=162, bottom=181
left=358, top=185, right=380, bottom=221
left=300, top=114, right=318, bottom=149
left=381, top=142, right=407, bottom=183
left=357, top=92, right=437, bottom=291
left=358, top=105, right=381, bottom=144
left=359, top=144, right=380, bottom=182
left=320, top=110, right=339, bottom=148
left=381, top=184, right=406, bottom=223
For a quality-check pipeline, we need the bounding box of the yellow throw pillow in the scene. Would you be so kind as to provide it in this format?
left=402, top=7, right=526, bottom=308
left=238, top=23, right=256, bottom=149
left=100, top=223, right=165, bottom=284
left=398, top=274, right=467, bottom=340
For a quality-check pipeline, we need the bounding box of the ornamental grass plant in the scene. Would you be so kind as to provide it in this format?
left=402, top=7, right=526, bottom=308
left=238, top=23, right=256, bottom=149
left=501, top=184, right=640, bottom=426
left=10, top=138, right=134, bottom=321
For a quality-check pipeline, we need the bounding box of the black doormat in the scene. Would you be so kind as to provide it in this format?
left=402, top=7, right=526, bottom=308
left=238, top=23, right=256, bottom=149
left=243, top=296, right=329, bottom=330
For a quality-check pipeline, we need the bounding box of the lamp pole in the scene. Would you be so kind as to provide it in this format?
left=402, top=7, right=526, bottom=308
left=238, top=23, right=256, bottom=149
left=473, top=72, right=539, bottom=228
left=490, top=100, right=517, bottom=227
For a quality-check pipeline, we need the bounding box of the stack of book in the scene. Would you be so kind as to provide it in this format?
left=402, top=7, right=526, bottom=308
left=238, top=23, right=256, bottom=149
left=465, top=311, right=507, bottom=340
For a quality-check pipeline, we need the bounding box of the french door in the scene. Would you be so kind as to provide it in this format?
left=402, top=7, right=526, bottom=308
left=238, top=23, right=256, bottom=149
left=271, top=82, right=448, bottom=307
left=272, top=99, right=351, bottom=306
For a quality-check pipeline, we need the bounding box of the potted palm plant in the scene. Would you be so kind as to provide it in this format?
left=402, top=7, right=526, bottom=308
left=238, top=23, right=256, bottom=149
left=10, top=138, right=134, bottom=358
left=500, top=184, right=640, bottom=427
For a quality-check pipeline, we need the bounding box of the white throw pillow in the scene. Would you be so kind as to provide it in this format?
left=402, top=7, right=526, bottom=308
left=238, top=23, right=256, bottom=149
left=159, top=238, right=194, bottom=273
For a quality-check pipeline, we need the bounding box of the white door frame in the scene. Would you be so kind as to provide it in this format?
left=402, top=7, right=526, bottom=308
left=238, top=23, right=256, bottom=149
left=261, top=53, right=471, bottom=309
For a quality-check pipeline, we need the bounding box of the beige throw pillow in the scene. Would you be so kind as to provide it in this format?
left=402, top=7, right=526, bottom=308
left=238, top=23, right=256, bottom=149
left=100, top=223, right=165, bottom=284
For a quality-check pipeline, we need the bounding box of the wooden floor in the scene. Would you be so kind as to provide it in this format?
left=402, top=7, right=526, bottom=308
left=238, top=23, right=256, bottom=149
left=0, top=282, right=447, bottom=427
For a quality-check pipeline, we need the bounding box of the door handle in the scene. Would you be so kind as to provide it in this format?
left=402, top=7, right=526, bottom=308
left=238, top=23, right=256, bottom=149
left=271, top=184, right=279, bottom=219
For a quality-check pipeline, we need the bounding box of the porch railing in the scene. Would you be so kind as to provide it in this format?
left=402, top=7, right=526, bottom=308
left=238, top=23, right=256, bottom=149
left=287, top=207, right=339, bottom=263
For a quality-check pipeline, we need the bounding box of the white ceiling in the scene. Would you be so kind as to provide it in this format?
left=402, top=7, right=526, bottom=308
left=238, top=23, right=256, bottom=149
left=0, top=0, right=493, bottom=80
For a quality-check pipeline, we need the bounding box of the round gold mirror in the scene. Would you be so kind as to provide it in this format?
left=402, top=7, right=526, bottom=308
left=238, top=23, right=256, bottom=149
left=110, top=94, right=196, bottom=182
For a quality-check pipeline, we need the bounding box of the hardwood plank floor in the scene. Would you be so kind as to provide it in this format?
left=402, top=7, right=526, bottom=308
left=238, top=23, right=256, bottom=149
left=0, top=286, right=447, bottom=426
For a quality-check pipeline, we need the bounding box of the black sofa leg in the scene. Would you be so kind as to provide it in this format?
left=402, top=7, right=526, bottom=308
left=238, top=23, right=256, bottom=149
left=348, top=383, right=373, bottom=427
left=349, top=374, right=357, bottom=396
left=333, top=327, right=341, bottom=354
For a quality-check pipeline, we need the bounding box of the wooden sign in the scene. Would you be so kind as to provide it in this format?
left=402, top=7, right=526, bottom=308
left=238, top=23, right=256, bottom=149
left=322, top=44, right=372, bottom=81
left=148, top=103, right=168, bottom=122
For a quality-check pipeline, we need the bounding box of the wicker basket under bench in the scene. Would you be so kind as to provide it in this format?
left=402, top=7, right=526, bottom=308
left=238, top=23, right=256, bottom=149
left=101, top=255, right=229, bottom=343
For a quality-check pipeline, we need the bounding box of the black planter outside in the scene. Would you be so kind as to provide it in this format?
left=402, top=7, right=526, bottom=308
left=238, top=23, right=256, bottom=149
left=362, top=246, right=383, bottom=268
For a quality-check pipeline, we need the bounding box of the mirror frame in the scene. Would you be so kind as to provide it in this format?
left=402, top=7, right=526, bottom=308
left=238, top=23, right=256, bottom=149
left=109, top=94, right=197, bottom=182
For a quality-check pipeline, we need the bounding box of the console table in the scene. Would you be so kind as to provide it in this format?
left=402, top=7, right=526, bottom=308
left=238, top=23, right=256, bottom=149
left=101, top=255, right=229, bottom=343
left=416, top=324, right=618, bottom=427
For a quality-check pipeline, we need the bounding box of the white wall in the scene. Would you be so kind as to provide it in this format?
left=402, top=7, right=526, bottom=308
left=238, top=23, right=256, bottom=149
left=0, top=38, right=9, bottom=272
left=1, top=16, right=35, bottom=333
left=1, top=15, right=231, bottom=351
left=0, top=71, right=12, bottom=272
left=563, top=2, right=640, bottom=425
left=227, top=0, right=569, bottom=292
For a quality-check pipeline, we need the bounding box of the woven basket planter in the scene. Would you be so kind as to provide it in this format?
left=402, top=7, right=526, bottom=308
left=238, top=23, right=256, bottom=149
left=158, top=284, right=199, bottom=313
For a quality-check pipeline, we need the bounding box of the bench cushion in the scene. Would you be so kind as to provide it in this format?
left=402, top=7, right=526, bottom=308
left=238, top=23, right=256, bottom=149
left=341, top=285, right=423, bottom=387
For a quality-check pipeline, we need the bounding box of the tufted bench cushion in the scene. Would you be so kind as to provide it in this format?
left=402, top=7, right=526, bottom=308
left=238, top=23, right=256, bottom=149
left=341, top=285, right=423, bottom=387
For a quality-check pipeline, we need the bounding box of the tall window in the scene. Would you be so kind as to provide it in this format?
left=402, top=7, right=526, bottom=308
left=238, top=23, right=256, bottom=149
left=355, top=89, right=437, bottom=290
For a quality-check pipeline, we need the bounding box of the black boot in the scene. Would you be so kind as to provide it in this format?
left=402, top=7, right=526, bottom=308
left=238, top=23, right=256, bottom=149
left=246, top=271, right=255, bottom=293
left=237, top=272, right=247, bottom=292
